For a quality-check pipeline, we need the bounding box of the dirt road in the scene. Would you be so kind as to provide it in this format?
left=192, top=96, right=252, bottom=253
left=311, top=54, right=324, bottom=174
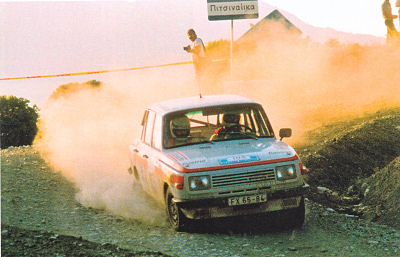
left=2, top=147, right=399, bottom=256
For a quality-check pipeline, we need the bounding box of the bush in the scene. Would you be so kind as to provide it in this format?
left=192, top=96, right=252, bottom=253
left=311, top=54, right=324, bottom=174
left=34, top=80, right=103, bottom=144
left=0, top=96, right=39, bottom=149
left=49, top=80, right=102, bottom=100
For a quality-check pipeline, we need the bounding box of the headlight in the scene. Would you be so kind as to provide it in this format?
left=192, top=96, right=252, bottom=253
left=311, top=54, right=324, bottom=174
left=276, top=165, right=297, bottom=181
left=188, top=175, right=211, bottom=191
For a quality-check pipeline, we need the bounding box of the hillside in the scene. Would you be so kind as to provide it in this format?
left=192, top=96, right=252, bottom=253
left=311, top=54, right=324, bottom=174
left=296, top=107, right=400, bottom=228
left=297, top=107, right=400, bottom=192
left=362, top=156, right=400, bottom=228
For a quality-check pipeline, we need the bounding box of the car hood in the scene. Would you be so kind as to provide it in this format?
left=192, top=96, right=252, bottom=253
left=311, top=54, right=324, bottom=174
left=164, top=138, right=297, bottom=171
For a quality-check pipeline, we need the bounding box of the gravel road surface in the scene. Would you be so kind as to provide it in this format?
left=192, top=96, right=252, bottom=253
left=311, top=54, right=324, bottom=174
left=2, top=147, right=399, bottom=256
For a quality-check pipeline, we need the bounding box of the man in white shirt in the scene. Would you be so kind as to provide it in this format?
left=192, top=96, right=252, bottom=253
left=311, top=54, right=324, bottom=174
left=185, top=29, right=207, bottom=92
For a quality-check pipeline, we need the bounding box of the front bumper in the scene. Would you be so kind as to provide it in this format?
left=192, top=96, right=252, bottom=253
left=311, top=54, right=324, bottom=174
left=175, top=184, right=309, bottom=219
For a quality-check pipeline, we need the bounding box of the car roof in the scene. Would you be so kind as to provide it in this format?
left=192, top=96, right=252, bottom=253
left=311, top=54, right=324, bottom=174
left=149, top=94, right=259, bottom=115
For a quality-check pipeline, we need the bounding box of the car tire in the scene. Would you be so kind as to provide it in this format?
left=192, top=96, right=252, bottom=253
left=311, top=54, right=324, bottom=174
left=165, top=188, right=187, bottom=231
left=289, top=197, right=305, bottom=228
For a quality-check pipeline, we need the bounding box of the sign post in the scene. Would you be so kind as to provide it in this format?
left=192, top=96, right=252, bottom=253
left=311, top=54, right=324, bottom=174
left=207, top=0, right=258, bottom=77
left=231, top=19, right=233, bottom=77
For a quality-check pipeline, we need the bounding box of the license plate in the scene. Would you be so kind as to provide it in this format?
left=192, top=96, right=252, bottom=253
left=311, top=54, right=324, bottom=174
left=228, top=193, right=267, bottom=206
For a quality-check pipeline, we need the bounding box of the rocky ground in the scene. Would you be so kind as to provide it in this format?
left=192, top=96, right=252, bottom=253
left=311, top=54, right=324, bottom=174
left=1, top=224, right=169, bottom=257
left=296, top=108, right=400, bottom=230
left=2, top=146, right=400, bottom=256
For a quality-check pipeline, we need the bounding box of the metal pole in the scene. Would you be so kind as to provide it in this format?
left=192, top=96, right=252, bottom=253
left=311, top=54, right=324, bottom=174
left=230, top=19, right=233, bottom=78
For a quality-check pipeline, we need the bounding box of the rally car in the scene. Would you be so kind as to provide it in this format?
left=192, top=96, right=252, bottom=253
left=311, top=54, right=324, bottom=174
left=128, top=94, right=308, bottom=231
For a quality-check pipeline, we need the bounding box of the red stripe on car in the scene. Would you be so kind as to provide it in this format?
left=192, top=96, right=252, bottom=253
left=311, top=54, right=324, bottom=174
left=161, top=155, right=299, bottom=173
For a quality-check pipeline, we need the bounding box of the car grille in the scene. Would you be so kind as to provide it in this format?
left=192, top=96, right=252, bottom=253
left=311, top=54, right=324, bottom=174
left=212, top=169, right=275, bottom=188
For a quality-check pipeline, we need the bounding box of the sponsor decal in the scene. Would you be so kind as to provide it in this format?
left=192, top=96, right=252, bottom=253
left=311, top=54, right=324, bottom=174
left=167, top=153, right=181, bottom=162
left=271, top=141, right=292, bottom=152
left=167, top=151, right=189, bottom=163
left=268, top=151, right=293, bottom=156
left=181, top=158, right=207, bottom=168
left=219, top=155, right=259, bottom=165
left=175, top=151, right=189, bottom=161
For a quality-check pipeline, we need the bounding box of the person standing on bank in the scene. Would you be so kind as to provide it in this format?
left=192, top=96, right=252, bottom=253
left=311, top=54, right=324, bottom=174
left=382, top=0, right=399, bottom=41
left=184, top=29, right=206, bottom=96
left=396, top=0, right=400, bottom=28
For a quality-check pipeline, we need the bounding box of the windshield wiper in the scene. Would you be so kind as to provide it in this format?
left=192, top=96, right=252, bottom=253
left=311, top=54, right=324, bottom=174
left=188, top=136, right=214, bottom=145
left=235, top=132, right=258, bottom=140
left=210, top=132, right=258, bottom=141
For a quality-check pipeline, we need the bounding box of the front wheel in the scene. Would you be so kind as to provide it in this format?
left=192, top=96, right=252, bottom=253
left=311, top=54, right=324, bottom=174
left=165, top=188, right=187, bottom=231
left=288, top=197, right=305, bottom=228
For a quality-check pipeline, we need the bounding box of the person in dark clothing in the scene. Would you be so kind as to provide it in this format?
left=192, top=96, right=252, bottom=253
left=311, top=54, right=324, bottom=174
left=382, top=0, right=399, bottom=41
left=396, top=0, right=400, bottom=28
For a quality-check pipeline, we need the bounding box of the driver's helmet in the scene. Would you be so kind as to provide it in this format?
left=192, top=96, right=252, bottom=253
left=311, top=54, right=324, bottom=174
left=223, top=111, right=241, bottom=127
left=170, top=116, right=190, bottom=138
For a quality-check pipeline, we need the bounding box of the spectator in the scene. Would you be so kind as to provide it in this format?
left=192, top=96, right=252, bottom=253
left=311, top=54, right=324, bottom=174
left=397, top=0, right=400, bottom=28
left=184, top=29, right=207, bottom=95
left=382, top=0, right=399, bottom=42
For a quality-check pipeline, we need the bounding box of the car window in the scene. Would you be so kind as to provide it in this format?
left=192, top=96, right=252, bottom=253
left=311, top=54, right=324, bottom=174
left=140, top=111, right=148, bottom=141
left=163, top=104, right=274, bottom=148
left=187, top=111, right=218, bottom=127
left=144, top=110, right=155, bottom=145
left=152, top=114, right=162, bottom=150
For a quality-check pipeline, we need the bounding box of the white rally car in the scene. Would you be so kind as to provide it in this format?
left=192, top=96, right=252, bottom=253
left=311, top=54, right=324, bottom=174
left=129, top=94, right=308, bottom=231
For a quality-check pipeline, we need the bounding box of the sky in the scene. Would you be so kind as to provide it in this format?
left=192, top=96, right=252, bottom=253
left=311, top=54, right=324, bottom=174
left=26, top=0, right=398, bottom=38
left=2, top=0, right=394, bottom=36
left=1, top=0, right=397, bottom=107
left=264, top=0, right=392, bottom=38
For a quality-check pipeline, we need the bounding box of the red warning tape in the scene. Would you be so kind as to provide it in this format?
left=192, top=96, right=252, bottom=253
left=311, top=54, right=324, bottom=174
left=0, top=61, right=194, bottom=81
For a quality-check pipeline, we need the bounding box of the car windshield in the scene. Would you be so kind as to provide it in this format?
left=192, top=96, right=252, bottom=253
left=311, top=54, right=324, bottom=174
left=163, top=104, right=274, bottom=149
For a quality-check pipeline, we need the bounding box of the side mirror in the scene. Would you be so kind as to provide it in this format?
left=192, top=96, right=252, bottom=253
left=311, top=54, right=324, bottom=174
left=279, top=128, right=292, bottom=141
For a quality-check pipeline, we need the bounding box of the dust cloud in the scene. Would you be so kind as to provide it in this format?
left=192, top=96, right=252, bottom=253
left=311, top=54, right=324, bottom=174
left=220, top=23, right=400, bottom=144
left=36, top=21, right=400, bottom=224
left=36, top=67, right=197, bottom=225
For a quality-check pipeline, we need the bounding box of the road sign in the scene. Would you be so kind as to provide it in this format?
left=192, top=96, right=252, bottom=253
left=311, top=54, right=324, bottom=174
left=207, top=0, right=258, bottom=21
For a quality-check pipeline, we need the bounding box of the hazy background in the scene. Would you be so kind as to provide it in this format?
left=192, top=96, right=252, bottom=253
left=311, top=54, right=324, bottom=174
left=2, top=0, right=399, bottom=224
left=1, top=0, right=387, bottom=107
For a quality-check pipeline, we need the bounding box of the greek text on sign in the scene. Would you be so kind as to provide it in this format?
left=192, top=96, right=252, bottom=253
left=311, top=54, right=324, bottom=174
left=207, top=0, right=258, bottom=21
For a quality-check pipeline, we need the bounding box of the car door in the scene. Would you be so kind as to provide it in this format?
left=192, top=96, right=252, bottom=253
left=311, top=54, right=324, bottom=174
left=136, top=110, right=163, bottom=199
left=135, top=110, right=154, bottom=192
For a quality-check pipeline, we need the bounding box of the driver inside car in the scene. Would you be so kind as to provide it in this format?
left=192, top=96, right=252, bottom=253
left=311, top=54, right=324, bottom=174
left=168, top=115, right=192, bottom=147
left=213, top=111, right=243, bottom=139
